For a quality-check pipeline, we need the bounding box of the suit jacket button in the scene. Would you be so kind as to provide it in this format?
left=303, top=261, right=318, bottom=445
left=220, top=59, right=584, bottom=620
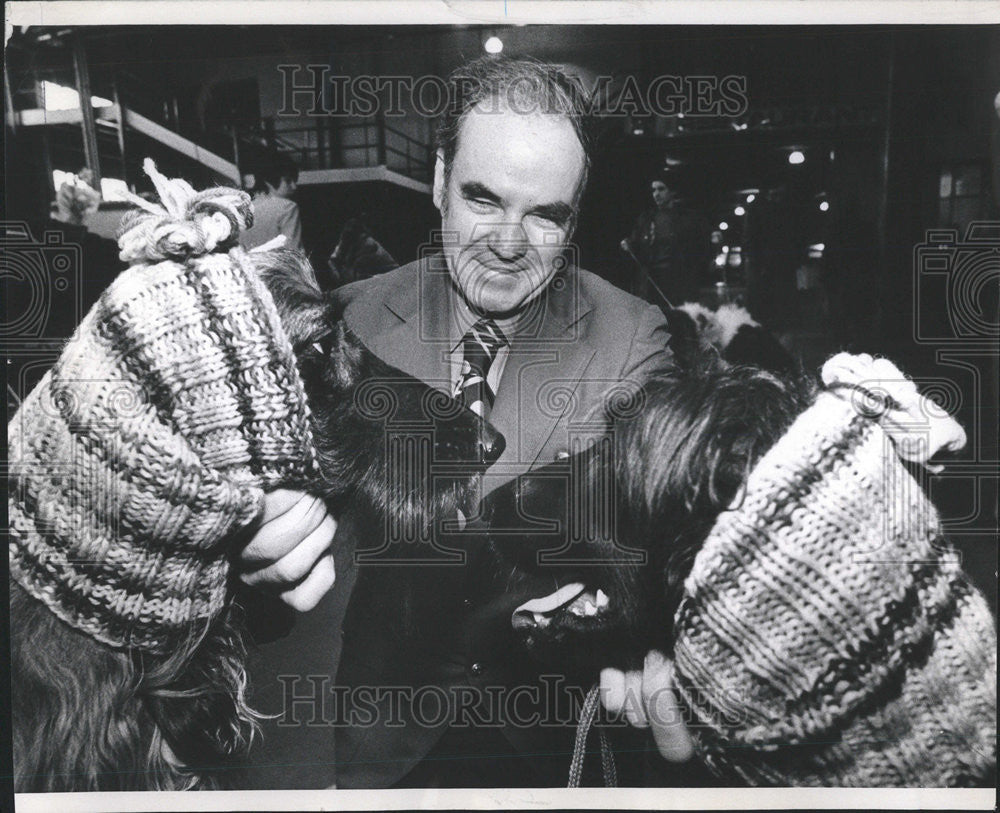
left=469, top=662, right=485, bottom=676
left=462, top=598, right=472, bottom=608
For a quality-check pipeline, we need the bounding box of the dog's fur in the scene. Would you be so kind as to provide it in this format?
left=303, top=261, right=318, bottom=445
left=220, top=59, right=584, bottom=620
left=481, top=360, right=814, bottom=678
left=664, top=303, right=799, bottom=377
left=11, top=249, right=498, bottom=791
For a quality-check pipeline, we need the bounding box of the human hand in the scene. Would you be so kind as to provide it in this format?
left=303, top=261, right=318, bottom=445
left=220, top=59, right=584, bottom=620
left=53, top=177, right=101, bottom=225
left=237, top=489, right=337, bottom=611
left=822, top=352, right=967, bottom=472
left=599, top=650, right=695, bottom=762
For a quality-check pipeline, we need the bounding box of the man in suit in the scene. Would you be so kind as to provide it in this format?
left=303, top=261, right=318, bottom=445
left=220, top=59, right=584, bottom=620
left=238, top=56, right=695, bottom=788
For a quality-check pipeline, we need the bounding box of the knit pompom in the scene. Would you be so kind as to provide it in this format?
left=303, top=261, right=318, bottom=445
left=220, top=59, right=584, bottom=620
left=117, top=159, right=253, bottom=264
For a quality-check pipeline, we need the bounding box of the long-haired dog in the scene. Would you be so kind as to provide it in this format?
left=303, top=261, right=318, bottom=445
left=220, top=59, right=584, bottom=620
left=10, top=195, right=499, bottom=790
left=483, top=361, right=813, bottom=677
left=256, top=249, right=502, bottom=526
left=480, top=354, right=995, bottom=786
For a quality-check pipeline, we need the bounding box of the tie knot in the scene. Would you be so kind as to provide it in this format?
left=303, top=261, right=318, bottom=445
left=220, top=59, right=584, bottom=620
left=463, top=318, right=508, bottom=359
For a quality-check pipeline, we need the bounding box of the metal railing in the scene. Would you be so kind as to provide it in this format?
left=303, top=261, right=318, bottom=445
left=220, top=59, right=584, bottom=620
left=240, top=117, right=434, bottom=183
left=69, top=69, right=435, bottom=185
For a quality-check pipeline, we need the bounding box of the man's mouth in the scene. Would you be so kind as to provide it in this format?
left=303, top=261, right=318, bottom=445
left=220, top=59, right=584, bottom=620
left=461, top=247, right=537, bottom=275
left=477, top=259, right=534, bottom=276
left=511, top=582, right=611, bottom=630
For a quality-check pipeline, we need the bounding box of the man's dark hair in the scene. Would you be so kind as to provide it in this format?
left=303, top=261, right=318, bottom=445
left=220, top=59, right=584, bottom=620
left=436, top=56, right=593, bottom=197
left=258, top=154, right=299, bottom=191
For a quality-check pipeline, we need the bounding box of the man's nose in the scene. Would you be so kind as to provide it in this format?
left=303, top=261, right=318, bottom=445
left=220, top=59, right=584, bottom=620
left=479, top=422, right=505, bottom=466
left=488, top=222, right=529, bottom=261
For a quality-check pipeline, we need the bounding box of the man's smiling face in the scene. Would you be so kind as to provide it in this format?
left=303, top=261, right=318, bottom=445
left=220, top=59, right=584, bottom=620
left=433, top=101, right=587, bottom=318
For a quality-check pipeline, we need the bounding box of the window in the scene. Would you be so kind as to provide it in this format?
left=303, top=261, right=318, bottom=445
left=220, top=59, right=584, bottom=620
left=938, top=162, right=987, bottom=230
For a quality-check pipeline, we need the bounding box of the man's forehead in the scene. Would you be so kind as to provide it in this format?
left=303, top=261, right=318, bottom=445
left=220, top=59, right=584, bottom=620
left=457, top=100, right=583, bottom=154
left=450, top=103, right=586, bottom=204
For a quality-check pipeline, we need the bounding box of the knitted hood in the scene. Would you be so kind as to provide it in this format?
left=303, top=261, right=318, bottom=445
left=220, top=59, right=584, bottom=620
left=672, top=355, right=996, bottom=786
left=8, top=161, right=318, bottom=654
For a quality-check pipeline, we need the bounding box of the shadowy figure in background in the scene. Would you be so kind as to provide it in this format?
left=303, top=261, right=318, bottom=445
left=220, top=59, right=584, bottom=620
left=621, top=174, right=711, bottom=308
left=326, top=216, right=399, bottom=288
left=238, top=153, right=304, bottom=253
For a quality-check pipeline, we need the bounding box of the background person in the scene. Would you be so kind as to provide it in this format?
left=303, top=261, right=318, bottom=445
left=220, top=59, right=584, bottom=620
left=326, top=216, right=399, bottom=288
left=239, top=153, right=305, bottom=254
left=621, top=174, right=710, bottom=308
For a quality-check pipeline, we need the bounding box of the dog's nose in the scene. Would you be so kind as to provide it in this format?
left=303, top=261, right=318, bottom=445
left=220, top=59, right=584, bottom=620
left=479, top=423, right=505, bottom=465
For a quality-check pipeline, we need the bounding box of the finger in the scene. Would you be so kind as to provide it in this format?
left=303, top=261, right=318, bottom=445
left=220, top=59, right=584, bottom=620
left=641, top=649, right=669, bottom=708
left=599, top=668, right=627, bottom=714
left=279, top=553, right=336, bottom=612
left=622, top=670, right=649, bottom=728
left=261, top=488, right=313, bottom=523
left=241, top=512, right=336, bottom=586
left=643, top=652, right=695, bottom=763
left=241, top=493, right=329, bottom=565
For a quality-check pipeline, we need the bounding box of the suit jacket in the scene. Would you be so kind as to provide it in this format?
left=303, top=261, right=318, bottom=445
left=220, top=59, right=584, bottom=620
left=236, top=255, right=672, bottom=789
left=332, top=256, right=673, bottom=787
left=340, top=255, right=670, bottom=486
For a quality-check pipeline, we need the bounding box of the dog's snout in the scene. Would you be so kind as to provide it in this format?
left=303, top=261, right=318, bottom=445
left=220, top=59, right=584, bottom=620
left=479, top=423, right=505, bottom=465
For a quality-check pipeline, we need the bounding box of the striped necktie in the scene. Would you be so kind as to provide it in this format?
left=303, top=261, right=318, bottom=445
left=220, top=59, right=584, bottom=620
left=455, top=318, right=508, bottom=417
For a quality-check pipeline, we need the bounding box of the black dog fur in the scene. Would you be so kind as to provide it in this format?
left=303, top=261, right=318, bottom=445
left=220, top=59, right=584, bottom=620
left=479, top=360, right=813, bottom=680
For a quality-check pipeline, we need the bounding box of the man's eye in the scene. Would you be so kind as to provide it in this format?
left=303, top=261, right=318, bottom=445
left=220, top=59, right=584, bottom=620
left=526, top=213, right=566, bottom=232
left=467, top=198, right=497, bottom=213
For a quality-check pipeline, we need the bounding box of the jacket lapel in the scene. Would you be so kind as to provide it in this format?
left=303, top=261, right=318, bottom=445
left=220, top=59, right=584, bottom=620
left=489, top=268, right=595, bottom=476
left=366, top=257, right=454, bottom=395
left=365, top=260, right=597, bottom=482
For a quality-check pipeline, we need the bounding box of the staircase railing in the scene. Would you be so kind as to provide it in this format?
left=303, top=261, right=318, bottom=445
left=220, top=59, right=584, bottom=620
left=237, top=116, right=434, bottom=183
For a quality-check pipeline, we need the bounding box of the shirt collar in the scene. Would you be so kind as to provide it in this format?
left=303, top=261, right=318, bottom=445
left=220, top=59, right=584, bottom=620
left=448, top=284, right=519, bottom=354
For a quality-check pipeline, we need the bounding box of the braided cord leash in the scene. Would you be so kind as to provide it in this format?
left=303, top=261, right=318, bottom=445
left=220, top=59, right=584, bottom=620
left=567, top=684, right=618, bottom=788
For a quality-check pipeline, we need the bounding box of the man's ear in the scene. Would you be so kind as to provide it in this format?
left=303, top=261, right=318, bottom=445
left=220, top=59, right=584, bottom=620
left=432, top=150, right=446, bottom=212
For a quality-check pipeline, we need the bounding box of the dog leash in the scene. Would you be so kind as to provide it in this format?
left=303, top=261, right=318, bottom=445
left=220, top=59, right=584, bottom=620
left=622, top=245, right=676, bottom=311
left=567, top=684, right=618, bottom=787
